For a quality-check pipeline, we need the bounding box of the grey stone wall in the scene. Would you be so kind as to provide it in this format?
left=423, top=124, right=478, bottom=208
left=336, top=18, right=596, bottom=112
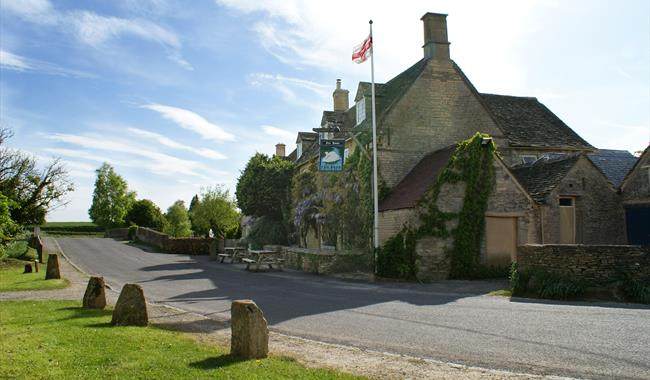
left=622, top=150, right=649, bottom=204
left=518, top=244, right=650, bottom=285
left=541, top=157, right=626, bottom=244
left=135, top=227, right=212, bottom=255
left=283, top=247, right=372, bottom=274
left=105, top=228, right=129, bottom=239
left=378, top=208, right=417, bottom=245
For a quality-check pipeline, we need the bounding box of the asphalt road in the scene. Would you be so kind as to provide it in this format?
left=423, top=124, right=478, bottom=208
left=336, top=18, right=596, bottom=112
left=57, top=238, right=650, bottom=379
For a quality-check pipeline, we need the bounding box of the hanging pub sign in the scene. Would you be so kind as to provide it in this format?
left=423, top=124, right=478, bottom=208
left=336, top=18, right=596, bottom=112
left=319, top=139, right=345, bottom=172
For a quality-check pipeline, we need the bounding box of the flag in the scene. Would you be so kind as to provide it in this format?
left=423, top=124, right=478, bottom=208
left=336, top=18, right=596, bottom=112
left=352, top=35, right=372, bottom=63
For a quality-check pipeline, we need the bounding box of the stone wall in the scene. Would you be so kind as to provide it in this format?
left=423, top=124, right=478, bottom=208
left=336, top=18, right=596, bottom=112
left=518, top=244, right=650, bottom=285
left=105, top=228, right=129, bottom=240
left=378, top=208, right=416, bottom=245
left=135, top=227, right=213, bottom=255
left=283, top=247, right=372, bottom=275
left=622, top=150, right=650, bottom=204
left=542, top=157, right=626, bottom=244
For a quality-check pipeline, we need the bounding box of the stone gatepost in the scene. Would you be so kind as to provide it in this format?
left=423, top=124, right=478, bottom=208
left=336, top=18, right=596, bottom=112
left=45, top=254, right=61, bottom=280
left=111, top=284, right=148, bottom=326
left=83, top=276, right=107, bottom=309
left=230, top=300, right=269, bottom=358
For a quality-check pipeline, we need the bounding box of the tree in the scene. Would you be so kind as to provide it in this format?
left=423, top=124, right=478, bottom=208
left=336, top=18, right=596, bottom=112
left=189, top=186, right=239, bottom=238
left=188, top=194, right=199, bottom=232
left=126, top=199, right=166, bottom=230
left=0, top=127, right=74, bottom=225
left=236, top=153, right=294, bottom=220
left=88, top=163, right=136, bottom=228
left=163, top=200, right=192, bottom=237
left=0, top=194, right=20, bottom=246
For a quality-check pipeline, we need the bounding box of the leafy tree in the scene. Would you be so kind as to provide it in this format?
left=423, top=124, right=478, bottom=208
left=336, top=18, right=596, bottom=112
left=188, top=194, right=199, bottom=232
left=88, top=163, right=136, bottom=228
left=0, top=127, right=74, bottom=225
left=126, top=199, right=166, bottom=230
left=0, top=194, right=20, bottom=246
left=236, top=153, right=294, bottom=220
left=163, top=200, right=192, bottom=237
left=189, top=186, right=239, bottom=238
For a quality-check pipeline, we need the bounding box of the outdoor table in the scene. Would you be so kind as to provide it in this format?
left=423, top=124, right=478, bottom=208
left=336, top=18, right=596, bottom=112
left=219, top=247, right=247, bottom=263
left=243, top=249, right=284, bottom=271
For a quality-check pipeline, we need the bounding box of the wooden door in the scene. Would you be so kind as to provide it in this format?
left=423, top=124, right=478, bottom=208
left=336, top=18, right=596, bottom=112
left=485, top=217, right=517, bottom=266
left=559, top=198, right=576, bottom=244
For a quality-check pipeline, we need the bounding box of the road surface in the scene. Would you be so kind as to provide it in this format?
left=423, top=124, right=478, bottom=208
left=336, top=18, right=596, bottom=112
left=57, top=238, right=650, bottom=379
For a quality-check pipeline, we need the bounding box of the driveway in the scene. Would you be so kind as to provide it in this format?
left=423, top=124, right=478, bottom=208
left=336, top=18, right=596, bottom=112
left=57, top=238, right=650, bottom=380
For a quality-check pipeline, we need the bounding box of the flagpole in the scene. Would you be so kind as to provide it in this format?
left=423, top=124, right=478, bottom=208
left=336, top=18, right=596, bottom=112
left=369, top=20, right=380, bottom=267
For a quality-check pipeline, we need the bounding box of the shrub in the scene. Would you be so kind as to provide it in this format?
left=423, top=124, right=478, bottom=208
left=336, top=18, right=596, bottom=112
left=246, top=216, right=287, bottom=250
left=538, top=274, right=586, bottom=300
left=377, top=228, right=417, bottom=280
left=511, top=263, right=585, bottom=300
left=128, top=225, right=138, bottom=241
left=612, top=272, right=650, bottom=304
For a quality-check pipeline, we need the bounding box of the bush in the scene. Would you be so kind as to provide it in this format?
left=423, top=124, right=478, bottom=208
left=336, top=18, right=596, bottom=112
left=377, top=228, right=417, bottom=280
left=612, top=272, right=650, bottom=304
left=246, top=216, right=287, bottom=250
left=510, top=263, right=585, bottom=300
left=128, top=225, right=138, bottom=241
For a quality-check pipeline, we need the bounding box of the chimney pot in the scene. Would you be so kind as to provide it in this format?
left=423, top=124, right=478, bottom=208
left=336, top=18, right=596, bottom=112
left=421, top=12, right=450, bottom=60
left=275, top=143, right=286, bottom=158
left=332, top=79, right=349, bottom=112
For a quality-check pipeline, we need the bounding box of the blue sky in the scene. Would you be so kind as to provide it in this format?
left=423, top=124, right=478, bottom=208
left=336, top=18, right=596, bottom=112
left=1, top=0, right=648, bottom=221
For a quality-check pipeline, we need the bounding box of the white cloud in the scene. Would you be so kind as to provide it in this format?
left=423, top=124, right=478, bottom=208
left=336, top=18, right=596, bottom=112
left=1, top=0, right=190, bottom=69
left=0, top=50, right=31, bottom=70
left=262, top=125, right=295, bottom=142
left=142, top=103, right=236, bottom=142
left=126, top=127, right=227, bottom=159
left=249, top=72, right=330, bottom=110
left=217, top=0, right=544, bottom=92
left=45, top=132, right=228, bottom=179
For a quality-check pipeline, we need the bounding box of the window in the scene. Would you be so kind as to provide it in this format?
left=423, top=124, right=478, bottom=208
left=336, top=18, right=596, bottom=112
left=559, top=198, right=573, bottom=207
left=356, top=98, right=366, bottom=125
left=297, top=143, right=302, bottom=159
left=521, top=155, right=537, bottom=164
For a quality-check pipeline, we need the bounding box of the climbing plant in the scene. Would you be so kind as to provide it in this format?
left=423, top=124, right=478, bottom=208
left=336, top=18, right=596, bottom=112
left=378, top=132, right=496, bottom=279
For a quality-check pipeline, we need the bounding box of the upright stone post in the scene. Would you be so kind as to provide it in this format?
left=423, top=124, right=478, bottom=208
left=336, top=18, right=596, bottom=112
left=83, top=276, right=107, bottom=309
left=111, top=284, right=148, bottom=326
left=45, top=254, right=61, bottom=280
left=23, top=263, right=33, bottom=273
left=230, top=300, right=269, bottom=358
left=35, top=236, right=43, bottom=264
left=209, top=239, right=218, bottom=261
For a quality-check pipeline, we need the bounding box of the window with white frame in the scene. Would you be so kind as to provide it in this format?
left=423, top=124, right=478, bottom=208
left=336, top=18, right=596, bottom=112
left=356, top=98, right=366, bottom=125
left=297, top=143, right=302, bottom=159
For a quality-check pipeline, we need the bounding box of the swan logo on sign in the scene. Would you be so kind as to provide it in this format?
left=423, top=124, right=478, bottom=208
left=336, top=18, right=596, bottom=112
left=319, top=140, right=345, bottom=172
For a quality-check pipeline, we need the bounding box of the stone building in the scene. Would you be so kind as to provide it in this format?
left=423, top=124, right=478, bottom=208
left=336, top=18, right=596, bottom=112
left=621, top=147, right=650, bottom=244
left=278, top=12, right=639, bottom=278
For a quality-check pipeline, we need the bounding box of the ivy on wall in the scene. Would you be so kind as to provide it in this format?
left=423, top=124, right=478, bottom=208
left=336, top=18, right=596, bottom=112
left=378, top=132, right=496, bottom=279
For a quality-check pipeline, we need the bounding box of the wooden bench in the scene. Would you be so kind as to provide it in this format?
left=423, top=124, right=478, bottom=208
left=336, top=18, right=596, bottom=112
left=242, top=258, right=256, bottom=270
left=243, top=251, right=285, bottom=271
left=217, top=253, right=231, bottom=263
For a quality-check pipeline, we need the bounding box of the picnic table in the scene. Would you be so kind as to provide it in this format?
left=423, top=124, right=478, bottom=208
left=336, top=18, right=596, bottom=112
left=242, top=249, right=284, bottom=271
left=217, top=246, right=247, bottom=263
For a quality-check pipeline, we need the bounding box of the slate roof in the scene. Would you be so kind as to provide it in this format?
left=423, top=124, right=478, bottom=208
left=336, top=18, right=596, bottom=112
left=621, top=146, right=649, bottom=190
left=587, top=149, right=637, bottom=187
left=379, top=145, right=456, bottom=211
left=511, top=155, right=581, bottom=203
left=480, top=93, right=593, bottom=149
left=296, top=132, right=317, bottom=143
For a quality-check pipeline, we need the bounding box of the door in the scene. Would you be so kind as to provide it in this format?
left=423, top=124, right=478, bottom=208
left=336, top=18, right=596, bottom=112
left=625, top=205, right=650, bottom=245
left=559, top=197, right=576, bottom=244
left=485, top=216, right=517, bottom=266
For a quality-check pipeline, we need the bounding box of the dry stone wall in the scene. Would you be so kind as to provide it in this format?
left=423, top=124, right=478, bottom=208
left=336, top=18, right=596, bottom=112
left=135, top=227, right=213, bottom=255
left=518, top=244, right=649, bottom=285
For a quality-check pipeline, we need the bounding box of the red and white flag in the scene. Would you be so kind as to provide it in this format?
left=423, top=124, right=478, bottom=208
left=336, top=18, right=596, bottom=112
left=352, top=35, right=372, bottom=63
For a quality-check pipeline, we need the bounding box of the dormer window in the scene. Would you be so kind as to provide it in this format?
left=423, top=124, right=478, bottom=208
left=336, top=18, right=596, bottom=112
left=356, top=98, right=366, bottom=125
left=297, top=143, right=303, bottom=159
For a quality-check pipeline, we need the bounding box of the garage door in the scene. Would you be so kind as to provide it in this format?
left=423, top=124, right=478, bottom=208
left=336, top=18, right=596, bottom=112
left=485, top=216, right=517, bottom=266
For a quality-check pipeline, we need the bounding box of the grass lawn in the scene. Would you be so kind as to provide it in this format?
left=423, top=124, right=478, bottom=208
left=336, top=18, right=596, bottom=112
left=0, top=300, right=364, bottom=380
left=40, top=222, right=105, bottom=237
left=487, top=289, right=512, bottom=297
left=0, top=259, right=69, bottom=292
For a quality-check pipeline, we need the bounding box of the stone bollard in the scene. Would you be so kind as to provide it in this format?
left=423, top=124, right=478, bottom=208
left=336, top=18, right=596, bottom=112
left=111, top=284, right=148, bottom=326
left=45, top=254, right=61, bottom=280
left=83, top=276, right=107, bottom=309
left=209, top=239, right=218, bottom=261
left=33, top=260, right=39, bottom=273
left=23, top=263, right=33, bottom=273
left=35, top=237, right=43, bottom=264
left=230, top=300, right=269, bottom=358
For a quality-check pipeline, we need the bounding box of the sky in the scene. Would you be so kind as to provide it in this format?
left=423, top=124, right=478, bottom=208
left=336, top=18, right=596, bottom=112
left=1, top=0, right=648, bottom=221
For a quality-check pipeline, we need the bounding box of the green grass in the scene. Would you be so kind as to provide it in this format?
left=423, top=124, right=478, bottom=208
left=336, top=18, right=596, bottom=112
left=0, top=259, right=69, bottom=292
left=38, top=222, right=105, bottom=238
left=487, top=289, right=512, bottom=297
left=0, top=300, right=365, bottom=380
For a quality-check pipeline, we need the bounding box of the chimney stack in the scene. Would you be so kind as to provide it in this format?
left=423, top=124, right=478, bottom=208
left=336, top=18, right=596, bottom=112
left=332, top=79, right=349, bottom=112
left=421, top=13, right=450, bottom=60
left=275, top=143, right=286, bottom=158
